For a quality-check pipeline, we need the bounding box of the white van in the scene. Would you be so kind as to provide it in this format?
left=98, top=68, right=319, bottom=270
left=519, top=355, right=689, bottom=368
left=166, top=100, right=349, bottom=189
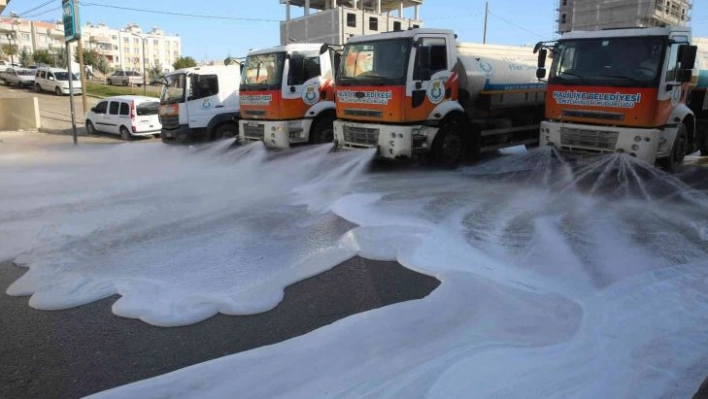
left=35, top=67, right=82, bottom=95
left=85, top=95, right=161, bottom=140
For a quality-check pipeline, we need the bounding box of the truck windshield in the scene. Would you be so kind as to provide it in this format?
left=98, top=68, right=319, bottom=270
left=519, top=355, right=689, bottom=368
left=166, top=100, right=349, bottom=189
left=338, top=39, right=411, bottom=86
left=161, top=73, right=186, bottom=104
left=241, top=52, right=286, bottom=91
left=550, top=37, right=666, bottom=87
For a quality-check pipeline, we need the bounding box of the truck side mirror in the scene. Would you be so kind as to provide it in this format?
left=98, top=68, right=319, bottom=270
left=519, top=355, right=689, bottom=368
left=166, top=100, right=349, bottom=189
left=537, top=49, right=547, bottom=68
left=536, top=68, right=547, bottom=80
left=679, top=44, right=697, bottom=70
left=677, top=69, right=692, bottom=83
left=319, top=43, right=328, bottom=55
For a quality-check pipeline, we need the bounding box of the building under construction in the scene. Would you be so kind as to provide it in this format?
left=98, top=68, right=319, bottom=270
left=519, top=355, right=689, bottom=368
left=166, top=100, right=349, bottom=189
left=281, top=0, right=423, bottom=45
left=557, top=0, right=692, bottom=33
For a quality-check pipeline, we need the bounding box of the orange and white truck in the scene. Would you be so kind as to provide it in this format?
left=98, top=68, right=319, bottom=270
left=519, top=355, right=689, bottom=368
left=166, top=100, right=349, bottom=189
left=332, top=28, right=546, bottom=164
left=535, top=26, right=708, bottom=171
left=239, top=43, right=341, bottom=148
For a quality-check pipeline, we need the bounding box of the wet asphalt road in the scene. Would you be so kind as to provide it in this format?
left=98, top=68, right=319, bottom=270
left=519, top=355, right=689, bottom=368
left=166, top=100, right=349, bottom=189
left=0, top=259, right=440, bottom=399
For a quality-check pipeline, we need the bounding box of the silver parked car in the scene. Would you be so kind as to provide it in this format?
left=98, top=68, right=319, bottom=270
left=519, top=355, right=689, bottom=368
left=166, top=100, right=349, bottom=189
left=107, top=70, right=144, bottom=86
left=0, top=67, right=36, bottom=87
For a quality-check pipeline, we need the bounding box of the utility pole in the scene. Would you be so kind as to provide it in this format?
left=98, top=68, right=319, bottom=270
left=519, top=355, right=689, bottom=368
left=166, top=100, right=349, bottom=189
left=483, top=1, right=489, bottom=44
left=77, top=39, right=88, bottom=113
left=142, top=37, right=147, bottom=96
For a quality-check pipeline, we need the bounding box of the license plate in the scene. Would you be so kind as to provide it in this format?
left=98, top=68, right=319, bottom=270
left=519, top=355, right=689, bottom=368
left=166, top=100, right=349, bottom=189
left=165, top=132, right=173, bottom=138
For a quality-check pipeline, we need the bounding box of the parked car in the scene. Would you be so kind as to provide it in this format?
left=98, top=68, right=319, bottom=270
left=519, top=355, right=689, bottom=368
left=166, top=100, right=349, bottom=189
left=85, top=95, right=161, bottom=140
left=107, top=70, right=144, bottom=86
left=35, top=67, right=82, bottom=95
left=0, top=67, right=36, bottom=87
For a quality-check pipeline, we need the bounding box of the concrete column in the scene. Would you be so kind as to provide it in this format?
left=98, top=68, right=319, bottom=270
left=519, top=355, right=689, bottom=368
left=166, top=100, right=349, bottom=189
left=399, top=1, right=404, bottom=17
left=376, top=0, right=381, bottom=14
left=305, top=0, right=310, bottom=16
left=414, top=5, right=419, bottom=20
left=286, top=0, right=291, bottom=21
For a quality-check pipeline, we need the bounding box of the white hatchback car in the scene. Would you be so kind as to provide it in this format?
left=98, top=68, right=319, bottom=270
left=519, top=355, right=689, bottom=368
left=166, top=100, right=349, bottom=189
left=35, top=67, right=82, bottom=95
left=85, top=96, right=162, bottom=140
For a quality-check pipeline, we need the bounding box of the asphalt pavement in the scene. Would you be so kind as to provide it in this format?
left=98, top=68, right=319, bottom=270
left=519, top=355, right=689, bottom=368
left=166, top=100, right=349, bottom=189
left=0, top=258, right=439, bottom=399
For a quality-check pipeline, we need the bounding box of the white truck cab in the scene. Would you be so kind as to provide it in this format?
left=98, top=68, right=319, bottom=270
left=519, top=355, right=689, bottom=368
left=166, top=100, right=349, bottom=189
left=159, top=65, right=241, bottom=143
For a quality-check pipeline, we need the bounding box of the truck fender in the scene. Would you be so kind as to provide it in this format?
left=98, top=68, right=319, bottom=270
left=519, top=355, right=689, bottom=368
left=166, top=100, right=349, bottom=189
left=304, top=101, right=336, bottom=119
left=662, top=104, right=695, bottom=155
left=428, top=102, right=465, bottom=123
left=206, top=112, right=241, bottom=134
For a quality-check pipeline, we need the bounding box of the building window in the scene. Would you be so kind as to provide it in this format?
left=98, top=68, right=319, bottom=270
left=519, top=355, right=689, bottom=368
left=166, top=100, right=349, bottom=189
left=21, top=33, right=30, bottom=41
left=369, top=17, right=378, bottom=31
left=561, top=13, right=567, bottom=24
left=39, top=34, right=47, bottom=43
left=134, top=38, right=139, bottom=44
left=347, top=13, right=356, bottom=28
left=562, top=0, right=567, bottom=5
left=153, top=39, right=159, bottom=46
left=124, top=37, right=129, bottom=43
left=111, top=35, right=118, bottom=40
left=393, top=21, right=402, bottom=31
left=116, top=56, right=119, bottom=62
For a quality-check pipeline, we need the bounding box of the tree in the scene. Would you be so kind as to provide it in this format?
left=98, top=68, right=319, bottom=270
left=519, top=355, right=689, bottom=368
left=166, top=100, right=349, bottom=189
left=149, top=61, right=163, bottom=80
left=94, top=55, right=110, bottom=74
left=53, top=50, right=67, bottom=68
left=19, top=48, right=32, bottom=68
left=172, top=56, right=196, bottom=70
left=75, top=48, right=99, bottom=66
left=1, top=44, right=18, bottom=62
left=32, top=49, right=54, bottom=66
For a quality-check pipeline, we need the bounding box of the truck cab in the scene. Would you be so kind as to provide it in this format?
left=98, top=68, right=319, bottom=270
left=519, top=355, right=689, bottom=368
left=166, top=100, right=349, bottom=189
left=239, top=43, right=340, bottom=148
left=333, top=28, right=544, bottom=164
left=159, top=65, right=241, bottom=143
left=536, top=26, right=700, bottom=171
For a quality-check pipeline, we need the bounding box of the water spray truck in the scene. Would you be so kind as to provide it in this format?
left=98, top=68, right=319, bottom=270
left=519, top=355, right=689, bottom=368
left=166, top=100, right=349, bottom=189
left=159, top=65, right=241, bottom=143
left=535, top=26, right=708, bottom=172
left=332, top=28, right=546, bottom=165
left=239, top=43, right=341, bottom=148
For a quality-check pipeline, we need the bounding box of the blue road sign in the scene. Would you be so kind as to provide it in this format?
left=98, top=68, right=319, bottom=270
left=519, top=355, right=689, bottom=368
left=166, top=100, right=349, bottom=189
left=62, top=0, right=81, bottom=43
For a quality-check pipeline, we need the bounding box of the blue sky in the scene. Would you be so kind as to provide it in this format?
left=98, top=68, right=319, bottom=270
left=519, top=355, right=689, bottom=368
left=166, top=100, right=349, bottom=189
left=5, top=0, right=708, bottom=62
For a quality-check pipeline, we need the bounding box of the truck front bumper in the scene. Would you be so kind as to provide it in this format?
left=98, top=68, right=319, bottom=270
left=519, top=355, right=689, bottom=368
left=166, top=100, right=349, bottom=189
left=239, top=119, right=313, bottom=149
left=540, top=121, right=661, bottom=164
left=161, top=125, right=206, bottom=144
left=333, top=120, right=436, bottom=160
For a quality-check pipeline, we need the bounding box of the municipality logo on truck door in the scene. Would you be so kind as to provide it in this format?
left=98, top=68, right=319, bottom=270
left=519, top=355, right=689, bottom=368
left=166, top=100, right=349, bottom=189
left=302, top=84, right=319, bottom=106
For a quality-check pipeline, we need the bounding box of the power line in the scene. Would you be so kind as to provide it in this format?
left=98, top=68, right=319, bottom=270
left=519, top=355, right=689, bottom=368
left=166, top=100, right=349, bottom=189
left=487, top=11, right=547, bottom=39
left=78, top=1, right=281, bottom=22
left=16, top=0, right=54, bottom=17
left=24, top=6, right=62, bottom=20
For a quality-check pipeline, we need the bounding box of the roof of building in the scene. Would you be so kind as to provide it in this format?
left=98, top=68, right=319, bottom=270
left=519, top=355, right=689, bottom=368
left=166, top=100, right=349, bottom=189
left=282, top=0, right=422, bottom=12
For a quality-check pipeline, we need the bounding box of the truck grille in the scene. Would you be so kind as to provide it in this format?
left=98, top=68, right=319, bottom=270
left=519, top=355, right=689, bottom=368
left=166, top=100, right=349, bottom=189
left=560, top=127, right=619, bottom=150
left=159, top=115, right=179, bottom=129
left=243, top=124, right=265, bottom=139
left=343, top=125, right=379, bottom=146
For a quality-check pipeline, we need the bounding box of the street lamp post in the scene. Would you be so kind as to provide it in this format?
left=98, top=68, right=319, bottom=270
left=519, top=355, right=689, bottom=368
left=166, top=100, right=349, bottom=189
left=130, top=32, right=149, bottom=96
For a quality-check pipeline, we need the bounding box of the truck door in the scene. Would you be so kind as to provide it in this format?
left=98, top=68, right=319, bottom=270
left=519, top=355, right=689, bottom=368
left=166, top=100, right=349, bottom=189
left=283, top=52, right=322, bottom=108
left=186, top=73, right=220, bottom=129
left=408, top=36, right=452, bottom=117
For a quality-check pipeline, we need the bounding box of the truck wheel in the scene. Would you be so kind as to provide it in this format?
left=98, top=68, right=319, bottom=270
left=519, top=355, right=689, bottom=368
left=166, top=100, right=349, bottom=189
left=212, top=123, right=238, bottom=140
left=432, top=117, right=467, bottom=167
left=86, top=120, right=96, bottom=135
left=659, top=122, right=687, bottom=173
left=107, top=79, right=113, bottom=85
left=310, top=116, right=335, bottom=144
left=55, top=86, right=62, bottom=96
left=35, top=84, right=41, bottom=92
left=120, top=126, right=133, bottom=141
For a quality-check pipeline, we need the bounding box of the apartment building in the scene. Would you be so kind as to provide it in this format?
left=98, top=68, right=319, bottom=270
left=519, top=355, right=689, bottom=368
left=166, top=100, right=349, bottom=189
left=0, top=17, right=181, bottom=73
left=557, top=0, right=692, bottom=33
left=281, top=0, right=424, bottom=45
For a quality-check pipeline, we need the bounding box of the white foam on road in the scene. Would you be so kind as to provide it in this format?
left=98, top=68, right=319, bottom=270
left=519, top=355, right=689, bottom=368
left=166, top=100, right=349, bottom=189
left=2, top=135, right=708, bottom=398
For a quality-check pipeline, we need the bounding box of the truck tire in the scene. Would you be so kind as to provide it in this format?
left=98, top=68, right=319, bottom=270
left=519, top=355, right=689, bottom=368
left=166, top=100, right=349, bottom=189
left=432, top=117, right=468, bottom=167
left=309, top=116, right=335, bottom=144
left=658, top=122, right=687, bottom=173
left=212, top=123, right=238, bottom=140
left=107, top=79, right=113, bottom=85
